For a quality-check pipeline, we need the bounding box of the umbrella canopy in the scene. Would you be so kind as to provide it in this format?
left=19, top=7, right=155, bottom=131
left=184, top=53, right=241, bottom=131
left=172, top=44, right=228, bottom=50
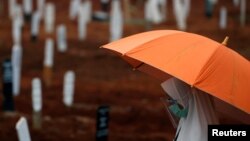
left=101, top=30, right=250, bottom=114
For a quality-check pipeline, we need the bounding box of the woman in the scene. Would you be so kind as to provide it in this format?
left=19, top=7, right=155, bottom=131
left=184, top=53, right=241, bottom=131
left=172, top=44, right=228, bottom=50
left=161, top=77, right=219, bottom=141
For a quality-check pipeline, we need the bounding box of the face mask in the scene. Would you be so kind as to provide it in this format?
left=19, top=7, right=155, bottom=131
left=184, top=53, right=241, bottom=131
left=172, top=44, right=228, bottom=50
left=168, top=99, right=188, bottom=118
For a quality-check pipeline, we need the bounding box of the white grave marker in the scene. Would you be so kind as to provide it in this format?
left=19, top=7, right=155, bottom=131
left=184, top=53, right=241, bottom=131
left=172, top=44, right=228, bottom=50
left=145, top=0, right=164, bottom=24
left=32, top=78, right=42, bottom=129
left=110, top=0, right=123, bottom=41
left=43, top=39, right=54, bottom=86
left=31, top=11, right=41, bottom=41
left=37, top=0, right=45, bottom=19
left=44, top=39, right=54, bottom=68
left=11, top=44, right=22, bottom=96
left=2, top=59, right=15, bottom=112
left=23, top=0, right=32, bottom=21
left=12, top=15, right=22, bottom=45
left=57, top=25, right=67, bottom=52
left=63, top=71, right=75, bottom=107
left=159, top=0, right=167, bottom=22
left=16, top=117, right=31, bottom=141
left=173, top=0, right=190, bottom=30
left=85, top=0, right=92, bottom=23
left=13, top=4, right=24, bottom=27
left=12, top=4, right=24, bottom=43
left=44, top=3, right=55, bottom=34
left=69, top=0, right=81, bottom=20
left=96, top=106, right=110, bottom=141
left=9, top=0, right=16, bottom=19
left=240, top=0, right=246, bottom=26
left=219, top=7, right=227, bottom=29
left=32, top=78, right=42, bottom=112
left=78, top=3, right=88, bottom=41
left=233, top=0, right=240, bottom=7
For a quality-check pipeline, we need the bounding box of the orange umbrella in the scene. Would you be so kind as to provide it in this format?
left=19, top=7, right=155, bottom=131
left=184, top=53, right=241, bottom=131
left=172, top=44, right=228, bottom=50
left=101, top=30, right=250, bottom=114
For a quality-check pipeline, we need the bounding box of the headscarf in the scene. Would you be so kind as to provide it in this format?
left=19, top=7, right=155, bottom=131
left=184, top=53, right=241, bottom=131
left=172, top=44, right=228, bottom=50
left=161, top=78, right=219, bottom=141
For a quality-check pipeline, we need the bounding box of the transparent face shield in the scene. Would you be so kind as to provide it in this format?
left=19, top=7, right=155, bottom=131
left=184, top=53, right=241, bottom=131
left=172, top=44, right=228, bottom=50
left=161, top=96, right=188, bottom=129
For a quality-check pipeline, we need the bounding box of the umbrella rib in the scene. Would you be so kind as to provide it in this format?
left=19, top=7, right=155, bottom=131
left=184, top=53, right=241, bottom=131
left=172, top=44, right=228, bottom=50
left=193, top=45, right=222, bottom=85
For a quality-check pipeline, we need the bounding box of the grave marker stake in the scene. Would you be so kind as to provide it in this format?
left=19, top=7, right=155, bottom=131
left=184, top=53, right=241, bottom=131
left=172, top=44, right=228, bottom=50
left=31, top=11, right=41, bottom=42
left=37, top=0, right=45, bottom=19
left=219, top=6, right=227, bottom=30
left=11, top=44, right=22, bottom=96
left=43, top=39, right=54, bottom=87
left=32, top=78, right=42, bottom=129
left=78, top=3, right=88, bottom=41
left=110, top=0, right=123, bottom=41
left=16, top=117, right=31, bottom=141
left=63, top=71, right=75, bottom=107
left=96, top=106, right=110, bottom=141
left=57, top=25, right=67, bottom=52
left=45, top=3, right=55, bottom=34
left=2, top=59, right=14, bottom=112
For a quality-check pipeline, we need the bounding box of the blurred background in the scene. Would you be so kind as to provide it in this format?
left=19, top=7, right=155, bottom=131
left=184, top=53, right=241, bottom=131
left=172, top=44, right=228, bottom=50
left=0, top=0, right=249, bottom=141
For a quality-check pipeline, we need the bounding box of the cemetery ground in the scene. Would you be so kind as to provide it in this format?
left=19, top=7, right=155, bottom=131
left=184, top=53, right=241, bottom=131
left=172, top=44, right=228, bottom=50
left=0, top=0, right=250, bottom=141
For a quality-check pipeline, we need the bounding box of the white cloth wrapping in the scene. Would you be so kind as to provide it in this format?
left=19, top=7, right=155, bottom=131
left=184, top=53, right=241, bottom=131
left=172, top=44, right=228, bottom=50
left=161, top=78, right=219, bottom=141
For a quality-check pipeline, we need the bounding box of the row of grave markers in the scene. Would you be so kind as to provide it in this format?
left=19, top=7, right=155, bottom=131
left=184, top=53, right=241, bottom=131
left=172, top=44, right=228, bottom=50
left=2, top=58, right=76, bottom=112
left=16, top=106, right=110, bottom=141
left=9, top=0, right=247, bottom=47
left=2, top=59, right=110, bottom=140
left=218, top=0, right=246, bottom=29
left=10, top=0, right=124, bottom=44
left=6, top=0, right=248, bottom=100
